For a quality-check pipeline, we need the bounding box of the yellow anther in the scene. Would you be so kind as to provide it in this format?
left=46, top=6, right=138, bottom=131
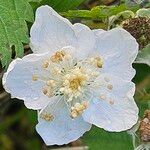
left=75, top=103, right=83, bottom=112
left=74, top=103, right=80, bottom=107
left=70, top=102, right=88, bottom=118
left=82, top=101, right=88, bottom=109
left=71, top=106, right=75, bottom=110
left=104, top=77, right=110, bottom=82
left=109, top=100, right=114, bottom=105
left=71, top=109, right=78, bottom=118
left=50, top=50, right=66, bottom=63
left=59, top=87, right=65, bottom=93
left=91, top=71, right=99, bottom=77
left=51, top=67, right=61, bottom=75
left=88, top=56, right=103, bottom=68
left=95, top=57, right=103, bottom=68
left=64, top=54, right=72, bottom=60
left=99, top=94, right=106, bottom=100
left=107, top=84, right=113, bottom=90
left=46, top=80, right=56, bottom=87
left=42, top=61, right=49, bottom=68
left=40, top=113, right=54, bottom=121
left=32, top=75, right=38, bottom=81
left=65, top=74, right=71, bottom=79
left=47, top=91, right=54, bottom=98
left=69, top=75, right=87, bottom=91
left=42, top=88, right=48, bottom=95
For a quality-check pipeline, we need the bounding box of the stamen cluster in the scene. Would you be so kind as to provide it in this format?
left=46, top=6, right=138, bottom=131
left=32, top=49, right=104, bottom=118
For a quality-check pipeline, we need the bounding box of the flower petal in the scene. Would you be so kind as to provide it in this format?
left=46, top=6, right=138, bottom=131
left=36, top=97, right=91, bottom=145
left=24, top=97, right=49, bottom=110
left=30, top=5, right=77, bottom=54
left=30, top=6, right=96, bottom=60
left=95, top=27, right=138, bottom=81
left=3, top=53, right=50, bottom=109
left=93, top=29, right=106, bottom=36
left=73, top=23, right=96, bottom=59
left=83, top=74, right=139, bottom=132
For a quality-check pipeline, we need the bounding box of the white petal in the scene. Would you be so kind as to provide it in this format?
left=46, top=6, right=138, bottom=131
left=30, top=6, right=96, bottom=60
left=73, top=23, right=96, bottom=59
left=2, top=53, right=50, bottom=109
left=30, top=5, right=77, bottom=54
left=95, top=27, right=138, bottom=81
left=92, top=29, right=106, bottom=37
left=36, top=98, right=91, bottom=145
left=60, top=46, right=83, bottom=60
left=83, top=74, right=139, bottom=132
left=24, top=97, right=49, bottom=110
left=93, top=73, right=136, bottom=98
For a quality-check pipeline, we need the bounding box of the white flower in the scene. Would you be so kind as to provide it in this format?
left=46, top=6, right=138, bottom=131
left=3, top=5, right=139, bottom=145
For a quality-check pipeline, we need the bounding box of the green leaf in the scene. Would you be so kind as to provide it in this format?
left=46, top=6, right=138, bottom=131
left=61, top=5, right=139, bottom=20
left=0, top=0, right=34, bottom=68
left=135, top=44, right=150, bottom=67
left=28, top=0, right=42, bottom=2
left=83, top=127, right=133, bottom=150
left=108, top=10, right=134, bottom=29
left=31, top=0, right=85, bottom=12
left=136, top=8, right=150, bottom=18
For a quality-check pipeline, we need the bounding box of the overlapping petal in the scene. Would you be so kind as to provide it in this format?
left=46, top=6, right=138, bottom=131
left=3, top=53, right=50, bottom=109
left=95, top=28, right=138, bottom=81
left=73, top=23, right=95, bottom=59
left=30, top=6, right=95, bottom=60
left=36, top=97, right=91, bottom=145
left=30, top=6, right=77, bottom=54
left=83, top=74, right=139, bottom=131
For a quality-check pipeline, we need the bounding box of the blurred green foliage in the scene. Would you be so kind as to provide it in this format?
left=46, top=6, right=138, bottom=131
left=61, top=4, right=139, bottom=20
left=136, top=44, right=150, bottom=67
left=30, top=0, right=86, bottom=12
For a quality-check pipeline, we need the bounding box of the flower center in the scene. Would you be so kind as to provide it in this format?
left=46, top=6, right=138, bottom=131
left=32, top=49, right=105, bottom=118
left=70, top=76, right=85, bottom=91
left=64, top=72, right=87, bottom=91
left=59, top=67, right=89, bottom=102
